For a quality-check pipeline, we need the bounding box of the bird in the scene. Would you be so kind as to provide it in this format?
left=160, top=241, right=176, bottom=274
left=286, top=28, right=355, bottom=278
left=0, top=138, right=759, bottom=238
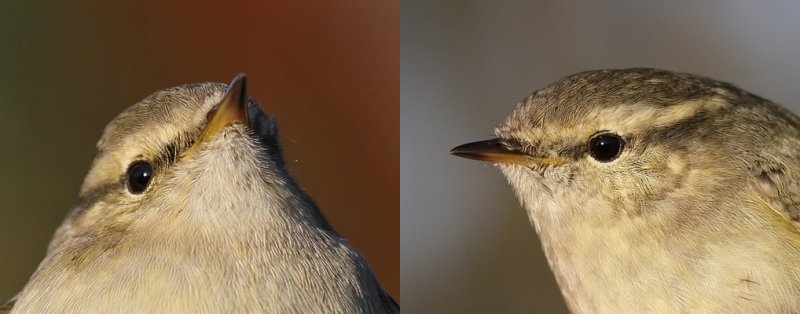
left=451, top=68, right=800, bottom=312
left=0, top=74, right=398, bottom=313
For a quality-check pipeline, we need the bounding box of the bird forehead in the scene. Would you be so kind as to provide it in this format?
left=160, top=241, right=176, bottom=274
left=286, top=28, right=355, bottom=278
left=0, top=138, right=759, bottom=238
left=498, top=70, right=731, bottom=143
left=98, top=83, right=227, bottom=153
left=78, top=83, right=227, bottom=195
left=499, top=100, right=721, bottom=146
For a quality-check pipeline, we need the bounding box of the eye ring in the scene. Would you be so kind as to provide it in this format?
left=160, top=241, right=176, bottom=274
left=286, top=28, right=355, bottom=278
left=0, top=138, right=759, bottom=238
left=587, top=132, right=625, bottom=162
left=126, top=161, right=154, bottom=194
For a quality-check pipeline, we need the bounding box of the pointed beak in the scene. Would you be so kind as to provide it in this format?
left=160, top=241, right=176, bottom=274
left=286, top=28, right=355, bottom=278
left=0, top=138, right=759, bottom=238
left=450, top=138, right=565, bottom=166
left=182, top=74, right=251, bottom=159
left=196, top=73, right=249, bottom=144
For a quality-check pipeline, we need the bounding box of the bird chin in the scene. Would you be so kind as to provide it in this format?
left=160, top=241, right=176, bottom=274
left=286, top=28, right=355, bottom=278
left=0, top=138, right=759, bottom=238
left=198, top=125, right=260, bottom=157
left=179, top=126, right=270, bottom=190
left=494, top=163, right=575, bottom=231
left=495, top=163, right=554, bottom=197
left=496, top=164, right=554, bottom=207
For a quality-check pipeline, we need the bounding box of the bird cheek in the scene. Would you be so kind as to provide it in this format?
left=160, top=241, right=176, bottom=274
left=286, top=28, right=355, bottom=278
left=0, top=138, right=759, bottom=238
left=540, top=166, right=573, bottom=186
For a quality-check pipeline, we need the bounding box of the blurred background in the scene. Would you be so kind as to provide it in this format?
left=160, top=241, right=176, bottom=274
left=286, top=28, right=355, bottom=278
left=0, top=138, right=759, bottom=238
left=402, top=1, right=800, bottom=313
left=0, top=1, right=398, bottom=302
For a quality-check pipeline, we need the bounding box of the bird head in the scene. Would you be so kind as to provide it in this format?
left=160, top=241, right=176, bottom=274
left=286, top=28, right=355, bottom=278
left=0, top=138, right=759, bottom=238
left=452, top=68, right=792, bottom=223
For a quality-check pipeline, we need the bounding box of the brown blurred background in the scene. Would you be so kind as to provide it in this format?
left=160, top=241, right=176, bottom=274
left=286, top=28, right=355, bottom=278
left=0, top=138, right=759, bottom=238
left=0, top=1, right=398, bottom=302
left=402, top=1, right=800, bottom=313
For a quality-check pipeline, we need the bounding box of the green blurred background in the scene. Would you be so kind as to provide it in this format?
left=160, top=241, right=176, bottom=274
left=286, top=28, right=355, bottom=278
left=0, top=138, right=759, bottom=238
left=402, top=1, right=800, bottom=313
left=0, top=1, right=398, bottom=302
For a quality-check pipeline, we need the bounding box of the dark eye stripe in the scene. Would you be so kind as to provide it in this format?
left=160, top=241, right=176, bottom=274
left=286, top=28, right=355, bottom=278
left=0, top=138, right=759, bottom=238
left=637, top=113, right=710, bottom=147
left=70, top=182, right=119, bottom=218
left=152, top=131, right=197, bottom=168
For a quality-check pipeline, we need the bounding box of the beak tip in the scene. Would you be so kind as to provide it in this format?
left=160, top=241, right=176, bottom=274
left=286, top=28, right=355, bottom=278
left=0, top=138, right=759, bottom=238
left=450, top=140, right=491, bottom=161
left=229, top=73, right=248, bottom=95
left=232, top=72, right=247, bottom=82
left=450, top=138, right=525, bottom=164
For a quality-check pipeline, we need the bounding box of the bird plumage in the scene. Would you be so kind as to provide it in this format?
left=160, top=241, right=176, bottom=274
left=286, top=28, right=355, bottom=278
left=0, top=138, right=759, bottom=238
left=455, top=68, right=800, bottom=312
left=3, top=79, right=396, bottom=313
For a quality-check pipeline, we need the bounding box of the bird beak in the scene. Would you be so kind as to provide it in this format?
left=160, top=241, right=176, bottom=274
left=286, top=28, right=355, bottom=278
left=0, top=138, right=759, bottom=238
left=196, top=73, right=250, bottom=144
left=450, top=138, right=565, bottom=166
left=182, top=74, right=250, bottom=159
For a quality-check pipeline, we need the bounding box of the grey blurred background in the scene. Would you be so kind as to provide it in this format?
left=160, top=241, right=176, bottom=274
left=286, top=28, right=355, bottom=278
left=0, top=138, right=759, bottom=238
left=401, top=1, right=800, bottom=313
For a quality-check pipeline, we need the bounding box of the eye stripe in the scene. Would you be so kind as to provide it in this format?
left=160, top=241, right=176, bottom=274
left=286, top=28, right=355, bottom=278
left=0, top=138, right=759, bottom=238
left=637, top=112, right=710, bottom=146
left=151, top=131, right=197, bottom=168
left=70, top=182, right=119, bottom=218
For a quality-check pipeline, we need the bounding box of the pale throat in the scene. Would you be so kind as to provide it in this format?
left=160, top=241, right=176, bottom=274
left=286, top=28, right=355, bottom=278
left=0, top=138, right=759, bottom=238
left=501, top=166, right=664, bottom=300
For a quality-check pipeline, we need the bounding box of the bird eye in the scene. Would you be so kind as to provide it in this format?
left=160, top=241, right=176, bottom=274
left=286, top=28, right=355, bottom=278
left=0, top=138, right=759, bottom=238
left=126, top=161, right=154, bottom=194
left=588, top=133, right=625, bottom=162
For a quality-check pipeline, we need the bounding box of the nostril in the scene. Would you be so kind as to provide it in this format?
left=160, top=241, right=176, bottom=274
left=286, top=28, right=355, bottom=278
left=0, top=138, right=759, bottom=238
left=206, top=104, right=219, bottom=121
left=499, top=138, right=525, bottom=153
left=206, top=104, right=220, bottom=122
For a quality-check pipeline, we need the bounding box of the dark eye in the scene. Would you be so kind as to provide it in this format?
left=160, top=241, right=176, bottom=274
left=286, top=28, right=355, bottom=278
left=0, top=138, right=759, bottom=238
left=588, top=133, right=625, bottom=162
left=126, top=161, right=154, bottom=194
